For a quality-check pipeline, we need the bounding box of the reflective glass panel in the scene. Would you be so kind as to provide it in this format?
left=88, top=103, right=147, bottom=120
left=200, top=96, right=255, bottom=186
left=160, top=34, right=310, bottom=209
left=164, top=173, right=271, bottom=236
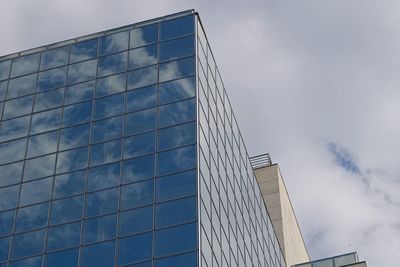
left=2, top=95, right=33, bottom=119
left=0, top=185, right=19, bottom=211
left=0, top=210, right=14, bottom=237
left=34, top=87, right=63, bottom=112
left=156, top=170, right=196, bottom=202
left=83, top=213, right=116, bottom=243
left=100, top=31, right=129, bottom=56
left=19, top=177, right=53, bottom=205
left=12, top=229, right=45, bottom=259
left=156, top=196, right=196, bottom=228
left=50, top=195, right=83, bottom=225
left=67, top=59, right=97, bottom=84
left=155, top=251, right=197, bottom=267
left=124, top=108, right=156, bottom=136
left=44, top=248, right=79, bottom=267
left=120, top=180, right=153, bottom=210
left=126, top=85, right=156, bottom=113
left=94, top=93, right=124, bottom=120
left=56, top=147, right=88, bottom=173
left=159, top=35, right=194, bottom=62
left=155, top=222, right=197, bottom=257
left=59, top=123, right=90, bottom=150
left=62, top=101, right=92, bottom=127
left=90, top=139, right=121, bottom=166
left=0, top=236, right=9, bottom=262
left=40, top=46, right=69, bottom=70
left=0, top=115, right=30, bottom=143
left=10, top=53, right=40, bottom=77
left=15, top=202, right=49, bottom=232
left=87, top=162, right=120, bottom=192
left=159, top=57, right=195, bottom=83
left=130, top=24, right=158, bottom=48
left=0, top=80, right=6, bottom=100
left=160, top=15, right=194, bottom=40
left=64, top=80, right=95, bottom=105
left=30, top=108, right=61, bottom=134
left=119, top=206, right=153, bottom=236
left=128, top=44, right=157, bottom=70
left=118, top=232, right=152, bottom=265
left=158, top=98, right=195, bottom=128
left=98, top=51, right=127, bottom=77
left=0, top=138, right=26, bottom=165
left=123, top=131, right=154, bottom=159
left=27, top=130, right=58, bottom=158
left=157, top=145, right=196, bottom=176
left=92, top=115, right=122, bottom=143
left=85, top=188, right=118, bottom=217
left=96, top=73, right=125, bottom=97
left=122, top=155, right=154, bottom=184
left=80, top=240, right=115, bottom=267
left=7, top=73, right=37, bottom=99
left=158, top=76, right=195, bottom=105
left=22, top=154, right=56, bottom=181
left=127, top=65, right=157, bottom=90
left=158, top=122, right=195, bottom=151
left=70, top=38, right=98, bottom=63
left=53, top=170, right=85, bottom=198
left=37, top=67, right=67, bottom=92
left=9, top=256, right=42, bottom=267
left=0, top=60, right=11, bottom=81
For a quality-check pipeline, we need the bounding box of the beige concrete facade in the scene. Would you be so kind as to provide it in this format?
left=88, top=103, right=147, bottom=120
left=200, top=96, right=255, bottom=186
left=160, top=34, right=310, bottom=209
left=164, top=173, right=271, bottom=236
left=254, top=164, right=310, bottom=267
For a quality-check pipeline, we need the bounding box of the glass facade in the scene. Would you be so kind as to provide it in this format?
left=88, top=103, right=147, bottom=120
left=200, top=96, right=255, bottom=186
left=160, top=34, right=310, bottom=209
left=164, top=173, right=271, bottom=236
left=0, top=10, right=284, bottom=267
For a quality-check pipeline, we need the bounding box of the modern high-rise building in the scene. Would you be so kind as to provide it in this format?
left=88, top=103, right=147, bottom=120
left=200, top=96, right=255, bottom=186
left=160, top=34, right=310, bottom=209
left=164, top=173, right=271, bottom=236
left=0, top=10, right=367, bottom=267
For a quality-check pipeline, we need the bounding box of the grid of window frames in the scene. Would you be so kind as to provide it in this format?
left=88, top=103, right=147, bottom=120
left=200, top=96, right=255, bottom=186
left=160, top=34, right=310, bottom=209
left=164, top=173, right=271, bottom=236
left=0, top=13, right=198, bottom=267
left=196, top=21, right=286, bottom=267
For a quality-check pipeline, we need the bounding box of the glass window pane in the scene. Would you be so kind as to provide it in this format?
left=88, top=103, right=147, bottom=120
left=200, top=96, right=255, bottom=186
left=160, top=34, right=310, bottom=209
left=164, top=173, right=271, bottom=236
left=100, top=31, right=129, bottom=56
left=80, top=240, right=115, bottom=267
left=159, top=57, right=194, bottom=83
left=85, top=188, right=118, bottom=217
left=119, top=206, right=152, bottom=236
left=2, top=95, right=33, bottom=119
left=62, top=101, right=92, bottom=127
left=96, top=73, right=126, bottom=97
left=156, top=170, right=196, bottom=202
left=118, top=232, right=152, bottom=265
left=30, top=108, right=61, bottom=134
left=40, top=46, right=69, bottom=70
left=0, top=115, right=30, bottom=143
left=10, top=53, right=40, bottom=77
left=67, top=59, right=97, bottom=84
left=0, top=60, right=11, bottom=81
left=34, top=87, right=63, bottom=112
left=19, top=177, right=53, bottom=205
left=15, top=202, right=49, bottom=232
left=90, top=139, right=121, bottom=166
left=47, top=222, right=80, bottom=250
left=94, top=93, right=124, bottom=120
left=156, top=196, right=196, bottom=228
left=27, top=130, right=58, bottom=158
left=123, top=131, right=154, bottom=159
left=9, top=256, right=42, bottom=267
left=0, top=185, right=19, bottom=211
left=70, top=38, right=98, bottom=63
left=98, top=51, right=127, bottom=77
left=50, top=195, right=83, bottom=225
left=23, top=154, right=56, bottom=181
left=122, top=155, right=154, bottom=184
left=0, top=210, right=14, bottom=237
left=0, top=161, right=23, bottom=187
left=0, top=236, right=10, bottom=262
left=155, top=222, right=197, bottom=257
left=124, top=108, right=156, bottom=136
left=59, top=123, right=90, bottom=150
left=157, top=145, right=196, bottom=176
left=127, top=65, right=157, bottom=90
left=45, top=248, right=79, bottom=267
left=56, top=147, right=88, bottom=173
left=7, top=73, right=37, bottom=99
left=120, top=180, right=153, bottom=210
left=334, top=254, right=357, bottom=266
left=37, top=67, right=67, bottom=92
left=158, top=122, right=195, bottom=151
left=160, top=15, right=194, bottom=41
left=158, top=76, right=195, bottom=105
left=91, top=115, right=122, bottom=143
left=126, top=85, right=156, bottom=113
left=0, top=138, right=26, bottom=165
left=159, top=35, right=194, bottom=62
left=155, top=251, right=197, bottom=267
left=88, top=162, right=120, bottom=192
left=53, top=170, right=85, bottom=198
left=130, top=24, right=158, bottom=48
left=12, top=229, right=45, bottom=259
left=158, top=98, right=195, bottom=128
left=83, top=213, right=116, bottom=244
left=0, top=80, right=7, bottom=100
left=64, top=80, right=95, bottom=105
left=128, top=44, right=157, bottom=70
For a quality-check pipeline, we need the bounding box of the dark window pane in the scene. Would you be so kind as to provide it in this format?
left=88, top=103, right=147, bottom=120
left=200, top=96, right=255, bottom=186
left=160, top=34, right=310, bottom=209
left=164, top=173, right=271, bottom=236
left=30, top=108, right=61, bottom=134
left=155, top=222, right=197, bottom=257
left=53, top=170, right=85, bottom=198
left=126, top=261, right=152, bottom=267
left=122, top=155, right=154, bottom=184
left=0, top=162, right=23, bottom=187
left=126, top=85, right=156, bottom=113
left=59, top=123, right=90, bottom=150
left=27, top=130, right=58, bottom=158
left=15, top=203, right=49, bottom=232
left=158, top=98, right=195, bottom=128
left=9, top=256, right=42, bottom=267
left=90, top=139, right=121, bottom=166
left=119, top=206, right=152, bottom=236
left=157, top=145, right=196, bottom=176
left=100, top=31, right=129, bottom=56
left=0, top=185, right=19, bottom=211
left=96, top=73, right=126, bottom=97
left=56, top=147, right=88, bottom=173
left=68, top=59, right=97, bottom=84
left=0, top=138, right=26, bottom=165
left=120, top=180, right=153, bottom=210
left=123, top=131, right=154, bottom=159
left=88, top=162, right=120, bottom=192
left=85, top=188, right=118, bottom=217
left=50, top=195, right=83, bottom=225
left=47, top=223, right=80, bottom=251
left=62, top=101, right=92, bottom=127
left=70, top=38, right=98, bottom=63
left=92, top=115, right=122, bottom=143
left=0, top=236, right=10, bottom=262
left=23, top=154, right=56, bottom=181
left=34, top=87, right=63, bottom=112
left=10, top=53, right=40, bottom=77
left=37, top=67, right=67, bottom=92
left=160, top=15, right=194, bottom=41
left=130, top=24, right=158, bottom=48
left=158, top=76, right=195, bottom=105
left=158, top=122, right=195, bottom=151
left=0, top=115, right=30, bottom=143
left=64, top=80, right=95, bottom=105
left=94, top=93, right=124, bottom=120
left=12, top=229, right=45, bottom=259
left=160, top=35, right=194, bottom=62
left=124, top=108, right=156, bottom=136
left=83, top=213, right=116, bottom=244
left=19, top=177, right=52, bottom=205
left=127, top=65, right=157, bottom=90
left=156, top=170, right=196, bottom=202
left=2, top=95, right=33, bottom=119
left=0, top=210, right=14, bottom=237
left=128, top=44, right=157, bottom=70
left=80, top=240, right=115, bottom=267
left=45, top=248, right=79, bottom=267
left=159, top=57, right=194, bottom=83
left=0, top=80, right=7, bottom=100
left=156, top=196, right=196, bottom=228
left=118, top=232, right=152, bottom=265
left=98, top=51, right=127, bottom=77
left=7, top=73, right=37, bottom=98
left=40, top=46, right=69, bottom=70
left=0, top=60, right=11, bottom=81
left=155, top=251, right=197, bottom=267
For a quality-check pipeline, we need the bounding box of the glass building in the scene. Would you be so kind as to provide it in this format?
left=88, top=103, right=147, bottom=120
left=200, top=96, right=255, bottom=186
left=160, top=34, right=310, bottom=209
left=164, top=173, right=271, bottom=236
left=0, top=10, right=285, bottom=267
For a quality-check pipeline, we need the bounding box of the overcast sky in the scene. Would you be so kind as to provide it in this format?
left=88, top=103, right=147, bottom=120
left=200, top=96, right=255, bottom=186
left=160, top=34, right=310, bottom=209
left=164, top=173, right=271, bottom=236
left=1, top=1, right=398, bottom=266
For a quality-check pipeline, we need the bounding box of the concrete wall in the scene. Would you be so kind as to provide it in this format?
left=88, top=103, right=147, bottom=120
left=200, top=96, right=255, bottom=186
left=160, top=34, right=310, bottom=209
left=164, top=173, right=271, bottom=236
left=254, top=164, right=309, bottom=267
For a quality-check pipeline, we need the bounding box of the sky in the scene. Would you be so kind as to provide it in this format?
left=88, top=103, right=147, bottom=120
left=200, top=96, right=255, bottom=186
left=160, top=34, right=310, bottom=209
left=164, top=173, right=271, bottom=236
left=1, top=1, right=399, bottom=266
